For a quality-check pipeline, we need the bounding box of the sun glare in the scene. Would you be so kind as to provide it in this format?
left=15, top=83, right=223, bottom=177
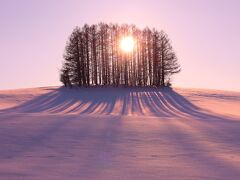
left=120, top=36, right=134, bottom=53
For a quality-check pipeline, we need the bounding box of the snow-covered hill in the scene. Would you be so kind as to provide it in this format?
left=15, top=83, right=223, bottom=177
left=0, top=87, right=240, bottom=179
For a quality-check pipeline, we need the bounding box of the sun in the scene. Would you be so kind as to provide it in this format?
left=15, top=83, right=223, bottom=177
left=120, top=36, right=134, bottom=53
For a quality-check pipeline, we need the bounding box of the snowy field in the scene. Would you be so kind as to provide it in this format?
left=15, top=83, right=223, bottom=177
left=0, top=87, right=240, bottom=179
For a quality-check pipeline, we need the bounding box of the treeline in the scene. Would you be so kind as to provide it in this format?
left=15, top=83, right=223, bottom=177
left=60, top=23, right=180, bottom=87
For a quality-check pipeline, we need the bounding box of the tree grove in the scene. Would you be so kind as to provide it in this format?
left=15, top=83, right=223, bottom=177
left=60, top=23, right=180, bottom=87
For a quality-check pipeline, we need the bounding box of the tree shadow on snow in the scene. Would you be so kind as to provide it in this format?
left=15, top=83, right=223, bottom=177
left=1, top=87, right=238, bottom=121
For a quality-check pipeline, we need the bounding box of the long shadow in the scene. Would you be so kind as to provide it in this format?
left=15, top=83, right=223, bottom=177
left=1, top=87, right=238, bottom=121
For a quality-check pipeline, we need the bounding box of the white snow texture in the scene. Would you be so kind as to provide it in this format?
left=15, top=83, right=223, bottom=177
left=0, top=87, right=240, bottom=179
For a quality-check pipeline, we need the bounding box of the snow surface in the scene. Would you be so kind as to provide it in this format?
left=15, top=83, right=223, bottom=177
left=0, top=87, right=240, bottom=179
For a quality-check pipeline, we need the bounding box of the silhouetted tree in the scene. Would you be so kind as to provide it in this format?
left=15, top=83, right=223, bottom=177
left=159, top=31, right=181, bottom=86
left=60, top=68, right=72, bottom=87
left=63, top=27, right=82, bottom=86
left=60, top=23, right=180, bottom=87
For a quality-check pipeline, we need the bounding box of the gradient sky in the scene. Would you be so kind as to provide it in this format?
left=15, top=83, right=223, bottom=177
left=0, top=0, right=240, bottom=91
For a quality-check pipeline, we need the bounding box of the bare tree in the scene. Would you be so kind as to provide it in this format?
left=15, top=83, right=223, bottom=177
left=159, top=31, right=181, bottom=86
left=60, top=23, right=181, bottom=88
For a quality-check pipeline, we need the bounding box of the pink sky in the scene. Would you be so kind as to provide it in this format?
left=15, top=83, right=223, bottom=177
left=0, top=0, right=239, bottom=91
